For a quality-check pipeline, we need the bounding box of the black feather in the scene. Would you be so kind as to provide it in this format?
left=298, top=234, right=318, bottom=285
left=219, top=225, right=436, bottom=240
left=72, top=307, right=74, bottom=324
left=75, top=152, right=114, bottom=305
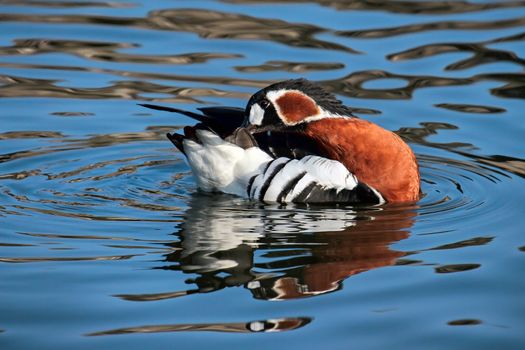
left=353, top=182, right=382, bottom=204
left=276, top=171, right=307, bottom=203
left=291, top=181, right=382, bottom=204
left=197, top=106, right=245, bottom=126
left=292, top=182, right=317, bottom=203
left=139, top=104, right=207, bottom=121
left=253, top=130, right=321, bottom=159
left=139, top=103, right=245, bottom=138
left=166, top=133, right=185, bottom=154
left=247, top=79, right=355, bottom=118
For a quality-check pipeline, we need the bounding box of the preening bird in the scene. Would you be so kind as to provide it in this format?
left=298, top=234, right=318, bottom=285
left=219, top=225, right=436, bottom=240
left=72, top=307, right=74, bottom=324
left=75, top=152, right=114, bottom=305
left=141, top=79, right=420, bottom=204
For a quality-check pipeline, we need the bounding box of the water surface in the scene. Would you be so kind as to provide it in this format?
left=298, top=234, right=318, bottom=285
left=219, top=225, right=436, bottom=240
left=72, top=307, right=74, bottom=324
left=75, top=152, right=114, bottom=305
left=1, top=1, right=524, bottom=349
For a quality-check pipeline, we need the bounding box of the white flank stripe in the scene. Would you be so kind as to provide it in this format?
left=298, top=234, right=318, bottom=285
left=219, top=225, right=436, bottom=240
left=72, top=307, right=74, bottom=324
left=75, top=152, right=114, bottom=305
left=252, top=158, right=290, bottom=200
left=299, top=156, right=358, bottom=191
left=262, top=159, right=304, bottom=202
left=283, top=173, right=316, bottom=202
left=250, top=173, right=264, bottom=199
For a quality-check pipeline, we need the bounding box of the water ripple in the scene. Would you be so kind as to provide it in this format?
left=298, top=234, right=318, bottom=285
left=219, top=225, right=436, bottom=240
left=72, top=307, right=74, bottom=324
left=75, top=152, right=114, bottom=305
left=337, top=17, right=525, bottom=38
left=434, top=103, right=506, bottom=114
left=0, top=38, right=243, bottom=65
left=388, top=32, right=525, bottom=71
left=0, top=9, right=357, bottom=53
left=2, top=0, right=134, bottom=9
left=1, top=1, right=524, bottom=347
left=224, top=0, right=525, bottom=15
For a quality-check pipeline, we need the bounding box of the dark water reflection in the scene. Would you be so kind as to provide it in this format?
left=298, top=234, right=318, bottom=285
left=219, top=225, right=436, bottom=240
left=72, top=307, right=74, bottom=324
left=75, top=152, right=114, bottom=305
left=1, top=0, right=524, bottom=349
left=225, top=0, right=525, bottom=14
left=88, top=316, right=312, bottom=336
left=117, top=195, right=414, bottom=302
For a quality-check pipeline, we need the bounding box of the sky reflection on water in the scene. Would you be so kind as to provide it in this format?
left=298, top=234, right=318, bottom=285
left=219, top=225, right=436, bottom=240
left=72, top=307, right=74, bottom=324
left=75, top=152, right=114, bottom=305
left=0, top=1, right=524, bottom=349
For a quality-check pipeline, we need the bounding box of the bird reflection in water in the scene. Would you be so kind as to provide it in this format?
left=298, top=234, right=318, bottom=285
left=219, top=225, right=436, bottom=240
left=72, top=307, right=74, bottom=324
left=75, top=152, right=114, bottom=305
left=149, top=192, right=417, bottom=301
left=87, top=317, right=311, bottom=336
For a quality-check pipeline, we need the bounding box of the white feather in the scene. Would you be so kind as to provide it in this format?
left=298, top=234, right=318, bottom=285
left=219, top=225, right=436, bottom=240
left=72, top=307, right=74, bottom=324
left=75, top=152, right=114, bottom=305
left=262, top=159, right=303, bottom=202
left=183, top=129, right=271, bottom=197
left=249, top=103, right=265, bottom=126
left=283, top=173, right=316, bottom=202
left=299, top=155, right=358, bottom=191
left=260, top=156, right=357, bottom=202
left=251, top=158, right=289, bottom=199
left=249, top=173, right=264, bottom=199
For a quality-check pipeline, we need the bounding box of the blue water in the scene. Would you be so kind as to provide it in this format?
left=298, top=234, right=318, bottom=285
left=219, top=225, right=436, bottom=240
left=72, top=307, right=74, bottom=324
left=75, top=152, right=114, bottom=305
left=1, top=1, right=524, bottom=349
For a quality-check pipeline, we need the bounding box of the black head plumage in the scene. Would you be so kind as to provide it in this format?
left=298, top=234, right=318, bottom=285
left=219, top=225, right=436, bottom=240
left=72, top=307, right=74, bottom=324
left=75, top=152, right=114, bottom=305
left=246, top=78, right=354, bottom=118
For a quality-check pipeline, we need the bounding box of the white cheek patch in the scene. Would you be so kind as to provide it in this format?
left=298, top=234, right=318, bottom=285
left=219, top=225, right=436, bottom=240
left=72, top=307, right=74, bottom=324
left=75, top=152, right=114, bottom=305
left=249, top=103, right=264, bottom=126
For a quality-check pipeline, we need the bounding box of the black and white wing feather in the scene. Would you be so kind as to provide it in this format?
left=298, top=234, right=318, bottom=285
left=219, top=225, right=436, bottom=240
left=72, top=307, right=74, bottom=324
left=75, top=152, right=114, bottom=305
left=249, top=156, right=383, bottom=204
left=181, top=129, right=383, bottom=204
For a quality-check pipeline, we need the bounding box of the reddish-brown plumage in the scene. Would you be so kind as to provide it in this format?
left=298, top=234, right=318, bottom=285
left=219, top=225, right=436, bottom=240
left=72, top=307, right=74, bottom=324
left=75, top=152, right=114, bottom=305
left=275, top=91, right=320, bottom=124
left=304, top=118, right=420, bottom=202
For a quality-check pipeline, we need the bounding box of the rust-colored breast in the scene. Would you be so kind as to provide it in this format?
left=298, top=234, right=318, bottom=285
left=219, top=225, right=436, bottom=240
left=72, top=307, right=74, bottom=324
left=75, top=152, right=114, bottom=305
left=305, top=118, right=420, bottom=202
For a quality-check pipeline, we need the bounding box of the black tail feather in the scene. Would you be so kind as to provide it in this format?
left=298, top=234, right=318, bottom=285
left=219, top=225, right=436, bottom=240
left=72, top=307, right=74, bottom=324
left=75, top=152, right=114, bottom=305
left=139, top=103, right=245, bottom=138
left=139, top=104, right=207, bottom=121
left=166, top=132, right=185, bottom=154
left=197, top=106, right=245, bottom=127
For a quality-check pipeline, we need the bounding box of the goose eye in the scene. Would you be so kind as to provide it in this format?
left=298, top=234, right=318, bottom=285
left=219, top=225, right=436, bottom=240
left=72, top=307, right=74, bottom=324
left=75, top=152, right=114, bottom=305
left=260, top=99, right=270, bottom=109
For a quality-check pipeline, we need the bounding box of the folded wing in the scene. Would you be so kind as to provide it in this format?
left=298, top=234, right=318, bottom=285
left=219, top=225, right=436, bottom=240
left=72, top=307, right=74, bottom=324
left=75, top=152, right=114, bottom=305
left=249, top=156, right=383, bottom=204
left=183, top=129, right=383, bottom=204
